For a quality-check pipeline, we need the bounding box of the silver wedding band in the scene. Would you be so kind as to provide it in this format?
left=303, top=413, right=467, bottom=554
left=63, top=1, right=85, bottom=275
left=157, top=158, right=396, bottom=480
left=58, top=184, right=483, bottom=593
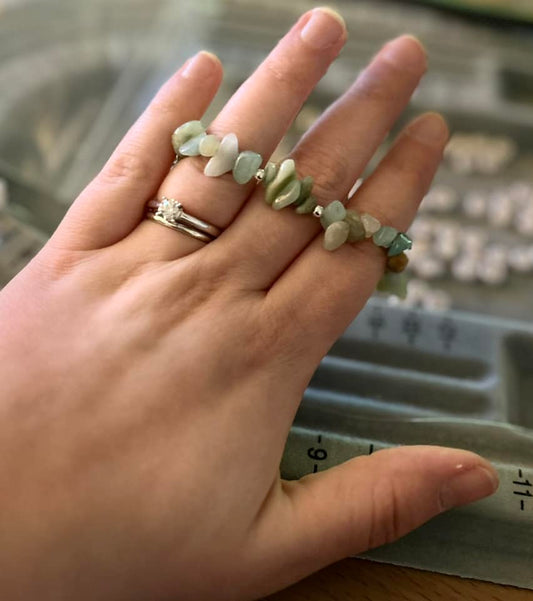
left=146, top=196, right=221, bottom=243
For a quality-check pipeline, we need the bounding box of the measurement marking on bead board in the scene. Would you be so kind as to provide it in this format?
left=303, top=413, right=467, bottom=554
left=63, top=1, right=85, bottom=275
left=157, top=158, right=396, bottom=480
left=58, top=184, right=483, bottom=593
left=368, top=308, right=386, bottom=340
left=308, top=435, right=327, bottom=475
left=438, top=317, right=457, bottom=351
left=402, top=312, right=422, bottom=345
left=512, top=468, right=532, bottom=511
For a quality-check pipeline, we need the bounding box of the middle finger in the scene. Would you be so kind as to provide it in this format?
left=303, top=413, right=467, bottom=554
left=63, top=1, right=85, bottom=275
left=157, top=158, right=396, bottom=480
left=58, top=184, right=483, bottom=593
left=214, top=35, right=427, bottom=289
left=125, top=7, right=347, bottom=261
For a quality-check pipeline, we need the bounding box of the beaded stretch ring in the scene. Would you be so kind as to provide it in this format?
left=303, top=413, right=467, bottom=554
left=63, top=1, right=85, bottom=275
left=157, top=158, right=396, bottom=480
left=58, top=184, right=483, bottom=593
left=171, top=121, right=413, bottom=299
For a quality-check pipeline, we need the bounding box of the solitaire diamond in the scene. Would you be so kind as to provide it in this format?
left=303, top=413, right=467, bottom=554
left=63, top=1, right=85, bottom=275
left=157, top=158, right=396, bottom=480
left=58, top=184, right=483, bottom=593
left=158, top=198, right=183, bottom=223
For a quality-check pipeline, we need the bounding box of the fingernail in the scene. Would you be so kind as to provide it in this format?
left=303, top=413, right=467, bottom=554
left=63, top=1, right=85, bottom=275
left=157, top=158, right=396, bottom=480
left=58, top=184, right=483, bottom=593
left=300, top=7, right=346, bottom=50
left=379, top=34, right=427, bottom=72
left=440, top=464, right=499, bottom=510
left=406, top=113, right=449, bottom=145
left=182, top=51, right=220, bottom=80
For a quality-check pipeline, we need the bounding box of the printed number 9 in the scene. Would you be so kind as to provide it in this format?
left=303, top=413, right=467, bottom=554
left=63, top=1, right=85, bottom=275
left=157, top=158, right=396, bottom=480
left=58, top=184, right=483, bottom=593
left=307, top=447, right=327, bottom=461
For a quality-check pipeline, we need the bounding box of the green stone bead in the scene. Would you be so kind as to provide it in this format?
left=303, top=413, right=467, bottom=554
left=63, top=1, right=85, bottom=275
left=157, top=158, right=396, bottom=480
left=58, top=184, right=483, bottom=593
left=376, top=271, right=408, bottom=299
left=373, top=225, right=398, bottom=248
left=233, top=151, right=263, bottom=184
left=295, top=194, right=318, bottom=214
left=272, top=179, right=302, bottom=210
left=294, top=175, right=314, bottom=206
left=262, top=162, right=278, bottom=186
left=387, top=233, right=413, bottom=256
left=265, top=159, right=297, bottom=205
left=344, top=210, right=365, bottom=242
left=172, top=120, right=205, bottom=154
left=320, top=200, right=346, bottom=230
left=324, top=221, right=350, bottom=251
left=179, top=133, right=207, bottom=156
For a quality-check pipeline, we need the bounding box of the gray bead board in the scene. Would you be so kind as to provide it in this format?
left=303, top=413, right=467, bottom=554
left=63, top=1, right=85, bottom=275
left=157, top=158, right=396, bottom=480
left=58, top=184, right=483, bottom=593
left=281, top=297, right=533, bottom=590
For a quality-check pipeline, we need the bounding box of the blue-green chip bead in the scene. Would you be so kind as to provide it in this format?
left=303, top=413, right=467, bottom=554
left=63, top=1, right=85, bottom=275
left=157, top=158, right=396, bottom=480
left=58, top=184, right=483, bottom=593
left=172, top=120, right=205, bottom=154
left=387, top=233, right=413, bottom=256
left=179, top=133, right=207, bottom=156
left=233, top=151, right=263, bottom=184
left=262, top=162, right=278, bottom=186
left=320, top=200, right=346, bottom=230
left=373, top=226, right=398, bottom=248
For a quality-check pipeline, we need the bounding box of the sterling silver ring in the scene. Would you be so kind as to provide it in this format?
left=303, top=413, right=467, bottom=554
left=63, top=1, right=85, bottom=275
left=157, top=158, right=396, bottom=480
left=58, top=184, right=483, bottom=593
left=146, top=197, right=222, bottom=242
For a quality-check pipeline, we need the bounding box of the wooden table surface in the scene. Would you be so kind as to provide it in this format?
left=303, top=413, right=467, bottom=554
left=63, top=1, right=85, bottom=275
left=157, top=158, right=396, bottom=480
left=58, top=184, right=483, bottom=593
left=266, top=558, right=533, bottom=600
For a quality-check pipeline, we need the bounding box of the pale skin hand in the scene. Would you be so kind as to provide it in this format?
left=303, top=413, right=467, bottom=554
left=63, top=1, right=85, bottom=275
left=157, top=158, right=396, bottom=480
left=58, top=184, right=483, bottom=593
left=0, top=8, right=499, bottom=601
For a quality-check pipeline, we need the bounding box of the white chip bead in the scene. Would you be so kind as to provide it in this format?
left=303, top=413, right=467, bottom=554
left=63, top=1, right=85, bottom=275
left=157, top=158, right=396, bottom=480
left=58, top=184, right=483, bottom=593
left=204, top=133, right=239, bottom=177
left=360, top=213, right=381, bottom=238
left=323, top=221, right=350, bottom=251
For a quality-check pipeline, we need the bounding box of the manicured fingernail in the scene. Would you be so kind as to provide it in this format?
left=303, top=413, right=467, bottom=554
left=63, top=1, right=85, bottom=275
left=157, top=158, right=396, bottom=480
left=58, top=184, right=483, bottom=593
left=379, top=34, right=427, bottom=72
left=300, top=7, right=346, bottom=50
left=440, top=463, right=499, bottom=510
left=406, top=113, right=449, bottom=145
left=182, top=51, right=220, bottom=80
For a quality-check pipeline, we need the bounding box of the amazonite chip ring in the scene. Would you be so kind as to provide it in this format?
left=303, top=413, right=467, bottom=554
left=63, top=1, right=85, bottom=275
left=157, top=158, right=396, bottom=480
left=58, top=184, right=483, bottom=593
left=171, top=120, right=413, bottom=298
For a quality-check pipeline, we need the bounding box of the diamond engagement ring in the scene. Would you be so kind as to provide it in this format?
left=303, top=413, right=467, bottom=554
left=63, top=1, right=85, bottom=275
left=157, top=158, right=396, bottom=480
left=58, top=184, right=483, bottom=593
left=146, top=197, right=222, bottom=243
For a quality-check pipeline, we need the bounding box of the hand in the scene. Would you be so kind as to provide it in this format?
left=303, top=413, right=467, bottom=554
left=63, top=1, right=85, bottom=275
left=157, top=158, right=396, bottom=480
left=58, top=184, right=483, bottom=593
left=0, top=8, right=498, bottom=600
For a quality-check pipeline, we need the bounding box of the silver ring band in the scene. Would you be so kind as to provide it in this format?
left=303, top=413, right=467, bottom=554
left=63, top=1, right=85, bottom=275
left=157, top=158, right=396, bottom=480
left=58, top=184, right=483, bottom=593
left=174, top=208, right=221, bottom=239
left=146, top=197, right=221, bottom=243
left=146, top=212, right=214, bottom=243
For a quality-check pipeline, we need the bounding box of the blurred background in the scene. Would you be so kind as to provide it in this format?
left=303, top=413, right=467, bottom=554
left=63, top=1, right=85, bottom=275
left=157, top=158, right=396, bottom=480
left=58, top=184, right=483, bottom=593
left=2, top=0, right=533, bottom=321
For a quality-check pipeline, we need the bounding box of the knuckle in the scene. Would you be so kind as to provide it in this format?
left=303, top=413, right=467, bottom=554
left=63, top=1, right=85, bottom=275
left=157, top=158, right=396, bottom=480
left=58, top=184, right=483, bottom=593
left=147, top=91, right=179, bottom=118
left=353, top=70, right=394, bottom=105
left=365, top=476, right=408, bottom=550
left=99, top=146, right=152, bottom=188
left=389, top=153, right=428, bottom=192
left=263, top=57, right=309, bottom=95
left=296, top=150, right=350, bottom=202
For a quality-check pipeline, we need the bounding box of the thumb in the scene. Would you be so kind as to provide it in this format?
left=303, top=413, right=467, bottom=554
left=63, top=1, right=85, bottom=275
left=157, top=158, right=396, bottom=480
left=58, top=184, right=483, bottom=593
left=252, top=445, right=498, bottom=593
